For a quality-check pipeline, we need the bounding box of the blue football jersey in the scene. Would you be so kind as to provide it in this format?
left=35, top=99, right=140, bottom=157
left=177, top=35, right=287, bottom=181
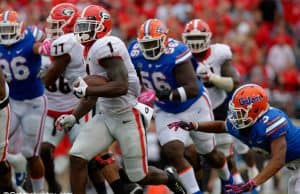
left=226, top=107, right=300, bottom=163
left=128, top=38, right=204, bottom=113
left=0, top=27, right=44, bottom=100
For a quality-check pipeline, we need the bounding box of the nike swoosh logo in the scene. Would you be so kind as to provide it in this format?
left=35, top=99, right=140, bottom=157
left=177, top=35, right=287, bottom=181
left=16, top=49, right=23, bottom=54
left=122, top=120, right=132, bottom=124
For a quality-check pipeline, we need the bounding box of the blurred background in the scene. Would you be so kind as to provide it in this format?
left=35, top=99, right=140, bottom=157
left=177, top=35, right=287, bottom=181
left=1, top=0, right=300, bottom=193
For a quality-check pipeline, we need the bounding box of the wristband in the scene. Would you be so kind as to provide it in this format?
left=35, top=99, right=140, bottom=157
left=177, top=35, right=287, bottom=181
left=177, top=86, right=187, bottom=102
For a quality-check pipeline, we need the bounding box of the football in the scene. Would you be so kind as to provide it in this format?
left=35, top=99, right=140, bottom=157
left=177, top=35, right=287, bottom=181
left=83, top=75, right=108, bottom=86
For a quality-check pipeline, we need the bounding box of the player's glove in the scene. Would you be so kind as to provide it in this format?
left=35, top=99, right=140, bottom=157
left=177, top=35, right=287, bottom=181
left=155, top=89, right=171, bottom=101
left=73, top=77, right=88, bottom=98
left=38, top=39, right=52, bottom=56
left=167, top=121, right=198, bottom=131
left=196, top=63, right=213, bottom=83
left=225, top=179, right=256, bottom=194
left=137, top=89, right=157, bottom=107
left=55, top=114, right=77, bottom=131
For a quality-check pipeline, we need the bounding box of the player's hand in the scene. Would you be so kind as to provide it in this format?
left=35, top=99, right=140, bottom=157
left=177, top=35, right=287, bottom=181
left=167, top=121, right=198, bottom=131
left=155, top=89, right=171, bottom=101
left=73, top=77, right=88, bottom=98
left=38, top=39, right=52, bottom=56
left=225, top=179, right=256, bottom=194
left=196, top=63, right=212, bottom=82
left=138, top=89, right=157, bottom=107
left=55, top=114, right=77, bottom=131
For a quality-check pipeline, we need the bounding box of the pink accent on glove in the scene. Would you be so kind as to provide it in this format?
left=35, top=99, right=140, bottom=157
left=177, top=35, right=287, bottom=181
left=137, top=89, right=157, bottom=108
left=225, top=179, right=256, bottom=194
left=39, top=39, right=52, bottom=56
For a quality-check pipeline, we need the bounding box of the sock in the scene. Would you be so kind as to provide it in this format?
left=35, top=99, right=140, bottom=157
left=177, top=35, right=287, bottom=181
left=178, top=166, right=201, bottom=194
left=110, top=179, right=128, bottom=194
left=217, top=161, right=231, bottom=181
left=233, top=173, right=244, bottom=184
left=247, top=165, right=259, bottom=179
left=31, top=176, right=44, bottom=192
left=93, top=180, right=107, bottom=194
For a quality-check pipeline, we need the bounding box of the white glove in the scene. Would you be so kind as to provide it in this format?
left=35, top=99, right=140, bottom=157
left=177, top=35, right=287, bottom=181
left=72, top=77, right=88, bottom=98
left=196, top=62, right=213, bottom=83
left=55, top=114, right=77, bottom=131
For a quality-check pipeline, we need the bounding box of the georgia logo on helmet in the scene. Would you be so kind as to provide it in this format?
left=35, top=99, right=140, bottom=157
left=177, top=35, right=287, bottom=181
left=0, top=10, right=25, bottom=45
left=228, top=84, right=269, bottom=129
left=46, top=3, right=79, bottom=39
left=74, top=5, right=112, bottom=44
left=137, top=18, right=169, bottom=60
left=182, top=19, right=212, bottom=53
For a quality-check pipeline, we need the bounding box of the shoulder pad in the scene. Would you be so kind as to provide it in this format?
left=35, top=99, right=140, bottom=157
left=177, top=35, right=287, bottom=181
left=128, top=40, right=141, bottom=59
left=27, top=26, right=44, bottom=42
left=90, top=36, right=127, bottom=60
left=172, top=40, right=192, bottom=65
left=212, top=43, right=232, bottom=60
left=51, top=33, right=77, bottom=56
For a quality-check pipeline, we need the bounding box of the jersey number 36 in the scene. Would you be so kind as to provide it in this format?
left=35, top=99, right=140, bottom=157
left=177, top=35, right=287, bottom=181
left=0, top=56, right=29, bottom=82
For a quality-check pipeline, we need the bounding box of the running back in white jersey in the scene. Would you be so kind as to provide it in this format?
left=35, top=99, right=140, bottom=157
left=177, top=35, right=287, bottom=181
left=197, top=43, right=232, bottom=109
left=42, top=56, right=79, bottom=112
left=50, top=33, right=86, bottom=87
left=86, top=35, right=140, bottom=114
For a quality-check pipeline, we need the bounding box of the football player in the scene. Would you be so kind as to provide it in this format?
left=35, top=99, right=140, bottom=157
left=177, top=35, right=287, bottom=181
left=0, top=10, right=50, bottom=192
left=182, top=18, right=259, bottom=188
left=168, top=83, right=300, bottom=194
left=128, top=18, right=233, bottom=194
left=40, top=3, right=84, bottom=193
left=55, top=5, right=186, bottom=194
left=0, top=69, right=13, bottom=192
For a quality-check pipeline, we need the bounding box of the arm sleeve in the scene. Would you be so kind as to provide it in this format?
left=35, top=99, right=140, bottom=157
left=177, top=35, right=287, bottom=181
left=265, top=116, right=288, bottom=141
left=28, top=26, right=45, bottom=42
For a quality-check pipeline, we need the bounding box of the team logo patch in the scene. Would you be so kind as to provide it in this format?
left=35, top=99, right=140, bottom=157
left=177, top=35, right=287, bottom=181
left=62, top=8, right=74, bottom=16
left=239, top=96, right=262, bottom=106
left=100, top=12, right=110, bottom=20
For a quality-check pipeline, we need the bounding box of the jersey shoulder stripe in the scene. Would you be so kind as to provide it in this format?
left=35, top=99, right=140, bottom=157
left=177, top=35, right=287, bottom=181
left=265, top=117, right=288, bottom=135
left=175, top=49, right=192, bottom=64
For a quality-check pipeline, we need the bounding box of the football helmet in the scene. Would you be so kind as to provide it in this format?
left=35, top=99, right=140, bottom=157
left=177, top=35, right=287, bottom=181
left=0, top=10, right=24, bottom=45
left=74, top=5, right=112, bottom=44
left=46, top=3, right=79, bottom=39
left=182, top=19, right=212, bottom=53
left=137, top=18, right=169, bottom=60
left=228, top=84, right=269, bottom=129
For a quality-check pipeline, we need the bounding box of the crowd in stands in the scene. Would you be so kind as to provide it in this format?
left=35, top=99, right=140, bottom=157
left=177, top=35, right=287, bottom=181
left=1, top=0, right=299, bottom=117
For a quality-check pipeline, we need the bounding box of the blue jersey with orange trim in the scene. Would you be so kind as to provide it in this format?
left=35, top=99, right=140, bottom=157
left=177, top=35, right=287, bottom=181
left=226, top=107, right=300, bottom=163
left=0, top=27, right=44, bottom=100
left=128, top=38, right=204, bottom=113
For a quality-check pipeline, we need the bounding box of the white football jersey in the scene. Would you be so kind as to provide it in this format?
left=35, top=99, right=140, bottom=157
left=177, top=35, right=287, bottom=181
left=198, top=43, right=232, bottom=109
left=43, top=34, right=86, bottom=112
left=50, top=33, right=86, bottom=86
left=86, top=36, right=140, bottom=114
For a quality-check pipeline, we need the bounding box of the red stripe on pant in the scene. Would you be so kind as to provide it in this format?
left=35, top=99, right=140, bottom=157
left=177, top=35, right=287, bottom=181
left=132, top=108, right=148, bottom=175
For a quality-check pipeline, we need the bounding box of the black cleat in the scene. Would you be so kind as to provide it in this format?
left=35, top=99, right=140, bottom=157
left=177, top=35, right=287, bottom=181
left=48, top=182, right=62, bottom=194
left=126, top=183, right=143, bottom=194
left=165, top=167, right=186, bottom=194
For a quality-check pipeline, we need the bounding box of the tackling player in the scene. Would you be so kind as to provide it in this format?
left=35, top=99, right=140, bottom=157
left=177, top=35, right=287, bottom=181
left=182, top=18, right=259, bottom=188
left=168, top=83, right=300, bottom=194
left=0, top=10, right=50, bottom=192
left=128, top=18, right=233, bottom=194
left=55, top=5, right=186, bottom=194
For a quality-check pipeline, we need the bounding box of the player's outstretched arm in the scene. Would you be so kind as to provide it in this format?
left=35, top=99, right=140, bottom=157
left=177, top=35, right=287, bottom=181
left=218, top=59, right=240, bottom=92
left=168, top=120, right=227, bottom=133
left=0, top=69, right=6, bottom=100
left=86, top=58, right=128, bottom=97
left=252, top=135, right=286, bottom=186
left=226, top=135, right=287, bottom=193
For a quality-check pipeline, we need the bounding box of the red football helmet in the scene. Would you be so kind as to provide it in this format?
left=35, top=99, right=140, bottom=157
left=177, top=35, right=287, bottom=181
left=182, top=19, right=212, bottom=53
left=74, top=5, right=112, bottom=44
left=228, top=84, right=269, bottom=129
left=0, top=10, right=24, bottom=45
left=46, top=3, right=79, bottom=39
left=137, top=18, right=169, bottom=60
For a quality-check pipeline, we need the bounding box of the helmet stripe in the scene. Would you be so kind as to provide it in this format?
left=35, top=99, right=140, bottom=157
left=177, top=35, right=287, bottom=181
left=144, top=19, right=152, bottom=37
left=3, top=11, right=9, bottom=22
left=193, top=19, right=198, bottom=30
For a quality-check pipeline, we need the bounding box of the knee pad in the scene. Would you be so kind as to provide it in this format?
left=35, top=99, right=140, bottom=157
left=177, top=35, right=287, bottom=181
left=6, top=153, right=27, bottom=173
left=90, top=152, right=115, bottom=170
